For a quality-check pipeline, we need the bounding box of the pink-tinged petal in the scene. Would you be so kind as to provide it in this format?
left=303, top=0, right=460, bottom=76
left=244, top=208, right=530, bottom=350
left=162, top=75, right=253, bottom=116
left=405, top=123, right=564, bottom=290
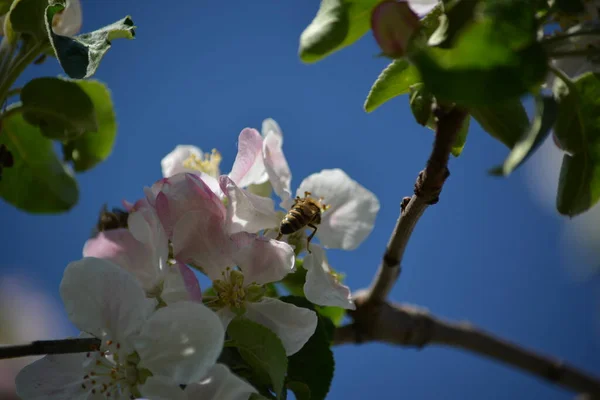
left=220, top=176, right=280, bottom=234
left=297, top=169, right=380, bottom=250
left=408, top=0, right=439, bottom=16
left=83, top=229, right=161, bottom=291
left=371, top=1, right=420, bottom=58
left=230, top=233, right=295, bottom=285
left=161, top=145, right=204, bottom=178
left=139, top=376, right=186, bottom=400
left=303, top=246, right=355, bottom=310
left=245, top=298, right=317, bottom=355
left=15, top=353, right=87, bottom=400
left=60, top=258, right=155, bottom=353
left=228, top=128, right=268, bottom=188
left=172, top=211, right=235, bottom=281
left=263, top=129, right=293, bottom=207
left=161, top=263, right=203, bottom=304
left=52, top=0, right=82, bottom=36
left=135, top=302, right=224, bottom=384
left=154, top=173, right=225, bottom=237
left=184, top=364, right=256, bottom=400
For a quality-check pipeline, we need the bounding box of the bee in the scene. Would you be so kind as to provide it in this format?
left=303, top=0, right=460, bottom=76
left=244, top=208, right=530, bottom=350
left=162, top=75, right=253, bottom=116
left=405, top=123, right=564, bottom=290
left=276, top=191, right=329, bottom=253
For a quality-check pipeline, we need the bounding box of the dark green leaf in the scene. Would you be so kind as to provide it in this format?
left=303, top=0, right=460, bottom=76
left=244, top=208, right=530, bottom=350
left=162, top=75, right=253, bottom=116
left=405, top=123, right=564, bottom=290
left=299, top=0, right=384, bottom=63
left=281, top=296, right=334, bottom=400
left=287, top=381, right=311, bottom=400
left=227, top=317, right=288, bottom=399
left=21, top=77, right=97, bottom=140
left=418, top=2, right=445, bottom=40
left=0, top=0, right=13, bottom=16
left=452, top=115, right=470, bottom=157
left=280, top=259, right=306, bottom=297
left=413, top=20, right=548, bottom=106
left=364, top=59, right=420, bottom=112
left=480, top=0, right=537, bottom=49
left=490, top=96, right=557, bottom=176
left=554, top=0, right=585, bottom=13
left=0, top=113, right=78, bottom=213
left=46, top=3, right=135, bottom=79
left=6, top=0, right=48, bottom=44
left=556, top=145, right=600, bottom=216
left=553, top=72, right=600, bottom=155
left=428, top=0, right=480, bottom=48
left=471, top=99, right=529, bottom=148
left=250, top=394, right=273, bottom=400
left=409, top=83, right=434, bottom=126
left=61, top=80, right=116, bottom=171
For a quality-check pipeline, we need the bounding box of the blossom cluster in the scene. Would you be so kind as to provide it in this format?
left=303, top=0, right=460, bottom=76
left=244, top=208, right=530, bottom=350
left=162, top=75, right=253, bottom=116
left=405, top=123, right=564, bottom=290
left=15, top=119, right=379, bottom=400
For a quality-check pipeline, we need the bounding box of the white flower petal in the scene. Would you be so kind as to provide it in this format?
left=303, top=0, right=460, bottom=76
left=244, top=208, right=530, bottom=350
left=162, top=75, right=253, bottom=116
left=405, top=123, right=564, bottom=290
left=161, top=145, right=204, bottom=178
left=230, top=233, right=295, bottom=285
left=52, top=0, right=82, bottom=36
left=161, top=263, right=203, bottom=304
left=229, top=128, right=268, bottom=187
left=60, top=258, right=155, bottom=352
left=303, top=246, right=355, bottom=310
left=263, top=129, right=292, bottom=207
left=15, top=354, right=87, bottom=400
left=135, top=302, right=224, bottom=384
left=408, top=0, right=439, bottom=16
left=216, top=307, right=236, bottom=330
left=245, top=298, right=317, bottom=355
left=139, top=376, right=186, bottom=400
left=261, top=118, right=283, bottom=141
left=297, top=169, right=380, bottom=250
left=220, top=176, right=280, bottom=234
left=185, top=364, right=256, bottom=400
left=172, top=211, right=235, bottom=281
left=83, top=229, right=161, bottom=291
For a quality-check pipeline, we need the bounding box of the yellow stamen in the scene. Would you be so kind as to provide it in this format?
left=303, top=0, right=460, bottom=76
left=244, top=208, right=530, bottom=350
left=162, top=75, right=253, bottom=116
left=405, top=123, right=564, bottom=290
left=182, top=148, right=222, bottom=177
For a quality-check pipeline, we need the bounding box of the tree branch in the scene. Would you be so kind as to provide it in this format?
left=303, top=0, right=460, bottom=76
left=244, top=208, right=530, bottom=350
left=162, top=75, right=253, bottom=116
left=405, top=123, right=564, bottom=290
left=367, top=106, right=467, bottom=302
left=0, top=338, right=101, bottom=360
left=336, top=295, right=600, bottom=396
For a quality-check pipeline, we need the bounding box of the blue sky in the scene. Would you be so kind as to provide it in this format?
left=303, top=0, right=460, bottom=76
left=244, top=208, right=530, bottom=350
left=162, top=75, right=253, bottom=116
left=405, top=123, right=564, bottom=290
left=1, top=1, right=599, bottom=399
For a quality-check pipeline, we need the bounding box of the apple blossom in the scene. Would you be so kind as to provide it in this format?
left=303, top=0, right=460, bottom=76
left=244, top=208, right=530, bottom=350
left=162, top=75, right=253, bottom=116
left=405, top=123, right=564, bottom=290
left=0, top=0, right=82, bottom=37
left=83, top=201, right=202, bottom=305
left=145, top=172, right=318, bottom=355
left=15, top=258, right=252, bottom=400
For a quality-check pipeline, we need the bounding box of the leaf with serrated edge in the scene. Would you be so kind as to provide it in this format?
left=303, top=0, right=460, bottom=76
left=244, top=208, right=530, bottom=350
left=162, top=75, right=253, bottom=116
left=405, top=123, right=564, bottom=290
left=364, top=59, right=420, bottom=112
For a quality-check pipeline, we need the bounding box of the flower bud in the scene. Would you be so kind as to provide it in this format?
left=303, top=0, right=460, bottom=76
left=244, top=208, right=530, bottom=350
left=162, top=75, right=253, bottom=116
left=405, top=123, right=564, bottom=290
left=371, top=0, right=420, bottom=58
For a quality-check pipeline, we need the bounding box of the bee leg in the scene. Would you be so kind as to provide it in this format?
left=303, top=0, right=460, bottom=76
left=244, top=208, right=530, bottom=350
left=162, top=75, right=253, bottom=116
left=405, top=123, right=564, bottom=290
left=304, top=191, right=311, bottom=198
left=276, top=231, right=283, bottom=241
left=306, top=223, right=318, bottom=253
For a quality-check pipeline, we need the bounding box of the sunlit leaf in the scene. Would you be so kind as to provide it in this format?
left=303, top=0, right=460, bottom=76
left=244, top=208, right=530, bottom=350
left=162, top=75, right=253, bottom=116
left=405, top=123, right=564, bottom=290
left=364, top=59, right=420, bottom=112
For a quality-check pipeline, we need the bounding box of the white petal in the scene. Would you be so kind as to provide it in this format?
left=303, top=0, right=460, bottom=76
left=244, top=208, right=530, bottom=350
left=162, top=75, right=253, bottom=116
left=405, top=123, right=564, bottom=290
left=161, top=263, right=203, bottom=304
left=216, top=307, right=236, bottom=330
left=172, top=211, right=235, bottom=281
left=52, top=0, right=82, bottom=36
left=83, top=229, right=162, bottom=291
left=161, top=145, right=204, bottom=178
left=245, top=298, right=317, bottom=355
left=15, top=353, right=87, bottom=400
left=135, top=302, right=224, bottom=384
left=60, top=258, right=155, bottom=352
left=261, top=118, right=283, bottom=141
left=303, top=246, right=355, bottom=310
left=231, top=233, right=295, bottom=285
left=185, top=364, right=256, bottom=400
left=139, top=376, right=186, bottom=400
left=263, top=129, right=292, bottom=207
left=408, top=0, right=439, bottom=16
left=220, top=176, right=280, bottom=234
left=297, top=169, right=380, bottom=250
left=228, top=128, right=268, bottom=187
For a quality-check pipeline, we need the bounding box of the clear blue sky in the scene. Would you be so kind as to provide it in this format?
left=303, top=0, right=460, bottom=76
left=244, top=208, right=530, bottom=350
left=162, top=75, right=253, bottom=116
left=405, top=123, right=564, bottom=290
left=1, top=1, right=599, bottom=399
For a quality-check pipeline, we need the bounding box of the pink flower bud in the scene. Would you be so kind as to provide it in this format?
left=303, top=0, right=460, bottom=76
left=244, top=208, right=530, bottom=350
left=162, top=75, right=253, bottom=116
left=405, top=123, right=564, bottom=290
left=371, top=0, right=420, bottom=58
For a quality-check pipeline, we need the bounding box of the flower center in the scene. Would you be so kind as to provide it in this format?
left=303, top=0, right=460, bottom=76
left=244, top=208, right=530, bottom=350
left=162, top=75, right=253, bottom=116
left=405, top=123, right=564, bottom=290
left=79, top=339, right=141, bottom=399
left=211, top=268, right=264, bottom=314
left=182, top=148, right=222, bottom=177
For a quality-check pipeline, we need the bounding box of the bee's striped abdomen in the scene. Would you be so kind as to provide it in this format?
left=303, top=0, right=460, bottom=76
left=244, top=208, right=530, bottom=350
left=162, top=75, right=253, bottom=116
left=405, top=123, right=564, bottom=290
left=280, top=207, right=309, bottom=234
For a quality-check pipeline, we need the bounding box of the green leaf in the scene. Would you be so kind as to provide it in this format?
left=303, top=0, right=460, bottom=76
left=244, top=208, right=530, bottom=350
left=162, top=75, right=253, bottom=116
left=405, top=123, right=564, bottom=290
left=409, top=83, right=433, bottom=126
left=452, top=115, right=470, bottom=157
left=299, top=0, right=383, bottom=63
left=0, top=0, right=12, bottom=16
left=287, top=381, right=311, bottom=400
left=250, top=394, right=273, bottom=400
left=490, top=96, right=557, bottom=176
left=364, top=59, right=420, bottom=112
left=46, top=3, right=135, bottom=79
left=553, top=72, right=600, bottom=155
left=0, top=113, right=78, bottom=213
left=418, top=2, right=445, bottom=40
left=412, top=20, right=548, bottom=106
left=428, top=0, right=479, bottom=48
left=556, top=146, right=600, bottom=217
left=281, top=296, right=334, bottom=400
left=6, top=0, right=48, bottom=44
left=316, top=305, right=345, bottom=327
left=471, top=99, right=529, bottom=148
left=61, top=80, right=116, bottom=171
left=554, top=0, right=585, bottom=13
left=553, top=73, right=600, bottom=216
left=227, top=317, right=288, bottom=399
left=280, top=259, right=307, bottom=297
left=20, top=77, right=97, bottom=140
